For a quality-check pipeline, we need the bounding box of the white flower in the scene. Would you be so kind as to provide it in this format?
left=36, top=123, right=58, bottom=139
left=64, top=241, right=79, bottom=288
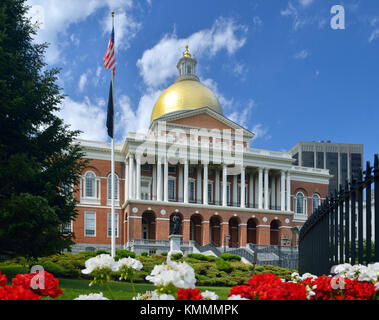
left=227, top=295, right=249, bottom=300
left=146, top=261, right=196, bottom=289
left=201, top=290, right=219, bottom=300
left=133, top=291, right=175, bottom=300
left=81, top=254, right=119, bottom=275
left=117, top=257, right=143, bottom=271
left=74, top=293, right=109, bottom=300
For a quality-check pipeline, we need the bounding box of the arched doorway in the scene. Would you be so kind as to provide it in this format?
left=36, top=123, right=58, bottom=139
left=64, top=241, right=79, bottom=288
left=270, top=220, right=280, bottom=245
left=190, top=214, right=202, bottom=245
left=247, top=218, right=257, bottom=244
left=169, top=213, right=183, bottom=235
left=142, top=211, right=156, bottom=240
left=229, top=217, right=239, bottom=248
left=209, top=216, right=222, bottom=246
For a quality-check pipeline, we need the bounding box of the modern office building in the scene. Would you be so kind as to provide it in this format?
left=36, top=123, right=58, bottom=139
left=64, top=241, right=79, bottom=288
left=289, top=141, right=363, bottom=193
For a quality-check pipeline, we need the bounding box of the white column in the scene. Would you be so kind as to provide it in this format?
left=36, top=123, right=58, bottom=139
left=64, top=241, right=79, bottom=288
left=255, top=173, right=258, bottom=207
left=215, top=168, right=220, bottom=205
left=233, top=175, right=238, bottom=206
left=152, top=164, right=157, bottom=201
left=286, top=171, right=291, bottom=211
left=136, top=156, right=141, bottom=200
left=264, top=169, right=269, bottom=210
left=128, top=155, right=134, bottom=200
left=157, top=157, right=163, bottom=201
left=124, top=160, right=129, bottom=201
left=276, top=176, right=280, bottom=209
left=197, top=166, right=202, bottom=203
left=164, top=158, right=168, bottom=202
left=222, top=164, right=227, bottom=207
left=271, top=175, right=276, bottom=210
left=240, top=166, right=245, bottom=208
left=281, top=171, right=286, bottom=211
left=258, top=168, right=263, bottom=209
left=249, top=173, right=254, bottom=208
left=184, top=161, right=189, bottom=204
left=203, top=163, right=208, bottom=205
left=178, top=164, right=183, bottom=202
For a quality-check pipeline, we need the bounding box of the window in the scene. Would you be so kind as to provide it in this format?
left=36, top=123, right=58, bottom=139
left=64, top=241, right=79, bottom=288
left=237, top=184, right=248, bottom=205
left=302, top=151, right=315, bottom=168
left=107, top=174, right=119, bottom=200
left=84, top=212, right=96, bottom=236
left=189, top=180, right=196, bottom=202
left=312, top=194, right=321, bottom=213
left=168, top=166, right=177, bottom=174
left=295, top=192, right=305, bottom=215
left=208, top=182, right=213, bottom=203
left=107, top=213, right=119, bottom=238
left=141, top=179, right=151, bottom=200
left=85, top=172, right=96, bottom=198
left=168, top=178, right=176, bottom=201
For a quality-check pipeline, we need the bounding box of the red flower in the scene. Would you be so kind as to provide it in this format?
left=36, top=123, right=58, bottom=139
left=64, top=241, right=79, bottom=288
left=0, top=285, right=41, bottom=300
left=0, top=271, right=7, bottom=287
left=228, top=285, right=255, bottom=300
left=12, top=271, right=63, bottom=298
left=177, top=288, right=203, bottom=300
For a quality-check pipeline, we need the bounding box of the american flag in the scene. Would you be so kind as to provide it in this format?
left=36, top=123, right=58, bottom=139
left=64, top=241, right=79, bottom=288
left=104, top=27, right=115, bottom=76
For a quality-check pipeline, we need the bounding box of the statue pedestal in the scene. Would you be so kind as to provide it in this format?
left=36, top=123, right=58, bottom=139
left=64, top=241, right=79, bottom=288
left=168, top=234, right=183, bottom=258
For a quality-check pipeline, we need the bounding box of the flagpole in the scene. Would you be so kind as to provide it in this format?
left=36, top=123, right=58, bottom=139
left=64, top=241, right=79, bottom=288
left=111, top=10, right=116, bottom=258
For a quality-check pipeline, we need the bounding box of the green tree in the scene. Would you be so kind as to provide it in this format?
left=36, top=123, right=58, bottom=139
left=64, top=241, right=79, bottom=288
left=0, top=0, right=87, bottom=259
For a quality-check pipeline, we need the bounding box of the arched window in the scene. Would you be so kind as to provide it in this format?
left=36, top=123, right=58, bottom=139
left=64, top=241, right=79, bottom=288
left=107, top=174, right=119, bottom=200
left=312, top=194, right=321, bottom=213
left=295, top=192, right=305, bottom=214
left=85, top=172, right=96, bottom=198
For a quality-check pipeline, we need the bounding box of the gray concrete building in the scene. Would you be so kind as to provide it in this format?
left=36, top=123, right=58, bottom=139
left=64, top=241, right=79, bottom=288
left=289, top=141, right=364, bottom=193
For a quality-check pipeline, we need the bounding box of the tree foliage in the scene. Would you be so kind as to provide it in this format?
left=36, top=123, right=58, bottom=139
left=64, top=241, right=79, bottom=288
left=0, top=0, right=87, bottom=258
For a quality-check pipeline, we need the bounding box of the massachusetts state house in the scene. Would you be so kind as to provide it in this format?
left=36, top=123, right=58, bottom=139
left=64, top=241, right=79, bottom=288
left=69, top=46, right=331, bottom=255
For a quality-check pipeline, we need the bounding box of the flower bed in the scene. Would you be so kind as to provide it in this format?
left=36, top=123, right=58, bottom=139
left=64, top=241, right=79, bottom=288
left=1, top=255, right=378, bottom=300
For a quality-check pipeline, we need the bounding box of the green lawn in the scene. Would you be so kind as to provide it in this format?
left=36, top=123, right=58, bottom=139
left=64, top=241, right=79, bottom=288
left=49, top=278, right=231, bottom=300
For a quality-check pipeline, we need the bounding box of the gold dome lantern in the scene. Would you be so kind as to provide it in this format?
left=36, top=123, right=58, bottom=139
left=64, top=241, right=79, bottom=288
left=150, top=46, right=222, bottom=123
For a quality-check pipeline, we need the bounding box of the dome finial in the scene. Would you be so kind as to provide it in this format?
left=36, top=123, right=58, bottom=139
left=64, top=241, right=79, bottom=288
left=183, top=44, right=191, bottom=58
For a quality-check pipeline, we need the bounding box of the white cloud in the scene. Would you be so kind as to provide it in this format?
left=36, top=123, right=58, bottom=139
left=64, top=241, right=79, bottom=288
left=136, top=17, right=248, bottom=88
left=78, top=73, right=88, bottom=92
left=26, top=0, right=137, bottom=64
left=298, top=0, right=313, bottom=7
left=369, top=29, right=379, bottom=43
left=252, top=123, right=271, bottom=141
left=293, top=49, right=310, bottom=59
left=226, top=99, right=255, bottom=128
left=281, top=2, right=304, bottom=30
left=58, top=97, right=108, bottom=141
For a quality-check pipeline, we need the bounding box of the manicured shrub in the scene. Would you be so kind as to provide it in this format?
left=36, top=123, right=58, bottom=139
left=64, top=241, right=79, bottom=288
left=161, top=252, right=168, bottom=256
left=220, top=253, right=241, bottom=262
left=140, top=252, right=148, bottom=257
left=216, top=258, right=233, bottom=273
left=170, top=253, right=183, bottom=260
left=114, top=249, right=136, bottom=261
left=187, top=253, right=208, bottom=261
left=95, top=250, right=109, bottom=255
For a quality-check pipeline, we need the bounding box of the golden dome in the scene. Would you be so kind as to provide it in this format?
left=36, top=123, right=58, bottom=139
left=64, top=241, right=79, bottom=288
left=150, top=45, right=222, bottom=123
left=151, top=79, right=222, bottom=123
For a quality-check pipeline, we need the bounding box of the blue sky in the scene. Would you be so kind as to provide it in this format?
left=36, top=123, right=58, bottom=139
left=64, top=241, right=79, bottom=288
left=27, top=0, right=379, bottom=163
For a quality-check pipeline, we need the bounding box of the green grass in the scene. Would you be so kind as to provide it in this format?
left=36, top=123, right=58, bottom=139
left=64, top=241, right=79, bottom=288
left=48, top=278, right=231, bottom=300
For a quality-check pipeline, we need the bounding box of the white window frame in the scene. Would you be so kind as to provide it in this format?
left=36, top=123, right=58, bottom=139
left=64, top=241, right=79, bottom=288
left=107, top=213, right=119, bottom=238
left=189, top=178, right=196, bottom=202
left=208, top=180, right=214, bottom=203
left=141, top=177, right=152, bottom=200
left=107, top=173, right=120, bottom=206
left=295, top=192, right=306, bottom=215
left=226, top=182, right=231, bottom=204
left=84, top=211, right=96, bottom=237
left=168, top=177, right=176, bottom=201
left=81, top=171, right=100, bottom=205
left=61, top=220, right=73, bottom=235
left=312, top=193, right=321, bottom=213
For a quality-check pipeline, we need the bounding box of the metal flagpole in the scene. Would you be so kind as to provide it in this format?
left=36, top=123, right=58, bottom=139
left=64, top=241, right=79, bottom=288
left=111, top=10, right=116, bottom=258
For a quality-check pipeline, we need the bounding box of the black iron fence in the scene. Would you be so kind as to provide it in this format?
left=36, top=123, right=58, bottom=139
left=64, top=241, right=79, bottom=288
left=299, top=154, right=379, bottom=275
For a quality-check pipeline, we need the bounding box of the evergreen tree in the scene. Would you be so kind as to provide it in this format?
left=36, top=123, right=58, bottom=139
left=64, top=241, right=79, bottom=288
left=0, top=0, right=87, bottom=259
